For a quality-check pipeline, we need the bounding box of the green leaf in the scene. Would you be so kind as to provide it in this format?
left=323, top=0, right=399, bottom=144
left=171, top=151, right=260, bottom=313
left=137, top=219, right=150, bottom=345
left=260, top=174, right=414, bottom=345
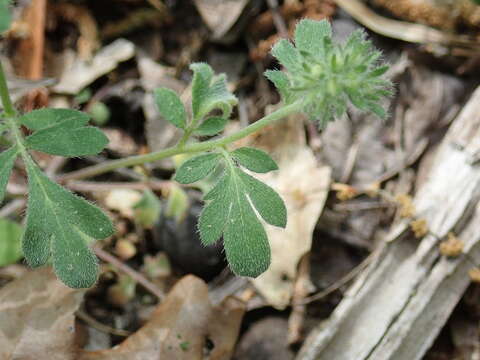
left=366, top=102, right=387, bottom=119
left=133, top=190, right=161, bottom=228
left=201, top=75, right=237, bottom=119
left=368, top=65, right=389, bottom=77
left=231, top=147, right=278, bottom=173
left=190, top=63, right=238, bottom=120
left=264, top=70, right=291, bottom=103
left=198, top=171, right=231, bottom=245
left=0, top=145, right=17, bottom=204
left=165, top=184, right=189, bottom=223
left=294, top=19, right=332, bottom=56
left=236, top=169, right=287, bottom=228
left=223, top=168, right=270, bottom=277
left=19, top=108, right=90, bottom=131
left=271, top=39, right=302, bottom=73
left=0, top=0, right=11, bottom=33
left=20, top=108, right=108, bottom=157
left=0, top=217, right=23, bottom=266
left=266, top=19, right=392, bottom=126
left=198, top=157, right=287, bottom=277
left=23, top=160, right=114, bottom=288
left=194, top=116, right=228, bottom=136
left=174, top=153, right=221, bottom=184
left=191, top=62, right=214, bottom=119
left=25, top=121, right=108, bottom=157
left=154, top=88, right=187, bottom=129
left=89, top=101, right=111, bottom=126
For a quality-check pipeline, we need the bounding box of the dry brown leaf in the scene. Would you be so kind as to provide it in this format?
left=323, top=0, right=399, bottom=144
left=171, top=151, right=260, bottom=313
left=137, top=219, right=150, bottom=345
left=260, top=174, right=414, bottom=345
left=372, top=0, right=480, bottom=29
left=52, top=39, right=135, bottom=94
left=0, top=267, right=84, bottom=360
left=193, top=0, right=250, bottom=39
left=79, top=275, right=245, bottom=360
left=104, top=189, right=142, bottom=219
left=245, top=117, right=331, bottom=309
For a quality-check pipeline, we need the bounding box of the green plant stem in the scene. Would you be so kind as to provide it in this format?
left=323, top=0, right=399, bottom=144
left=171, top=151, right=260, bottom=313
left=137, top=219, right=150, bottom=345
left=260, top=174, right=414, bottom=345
left=59, top=101, right=304, bottom=182
left=0, top=61, right=16, bottom=118
left=178, top=113, right=206, bottom=147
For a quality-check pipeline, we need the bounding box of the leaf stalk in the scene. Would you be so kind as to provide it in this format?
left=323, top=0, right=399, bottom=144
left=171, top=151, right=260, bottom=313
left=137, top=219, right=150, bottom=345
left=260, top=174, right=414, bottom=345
left=59, top=100, right=304, bottom=182
left=0, top=61, right=16, bottom=118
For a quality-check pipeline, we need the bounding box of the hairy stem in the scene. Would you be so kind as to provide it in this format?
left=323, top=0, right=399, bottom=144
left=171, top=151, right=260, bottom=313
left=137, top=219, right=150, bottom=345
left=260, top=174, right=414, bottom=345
left=59, top=101, right=303, bottom=181
left=0, top=61, right=16, bottom=118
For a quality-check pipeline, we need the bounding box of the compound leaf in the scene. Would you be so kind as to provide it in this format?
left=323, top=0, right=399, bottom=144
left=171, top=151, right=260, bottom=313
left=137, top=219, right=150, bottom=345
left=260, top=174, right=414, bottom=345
left=194, top=116, right=228, bottom=136
left=231, top=147, right=278, bottom=173
left=198, top=156, right=286, bottom=277
left=23, top=160, right=114, bottom=288
left=154, top=87, right=187, bottom=129
left=174, top=153, right=221, bottom=184
left=22, top=108, right=108, bottom=157
left=0, top=145, right=17, bottom=204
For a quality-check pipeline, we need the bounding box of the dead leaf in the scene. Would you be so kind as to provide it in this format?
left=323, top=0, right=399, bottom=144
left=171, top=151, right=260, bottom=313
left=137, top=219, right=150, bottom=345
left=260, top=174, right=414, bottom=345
left=103, top=128, right=139, bottom=157
left=79, top=275, right=245, bottom=360
left=246, top=117, right=331, bottom=309
left=104, top=189, right=142, bottom=219
left=0, top=267, right=84, bottom=360
left=193, top=0, right=250, bottom=40
left=372, top=0, right=480, bottom=29
left=53, top=39, right=135, bottom=94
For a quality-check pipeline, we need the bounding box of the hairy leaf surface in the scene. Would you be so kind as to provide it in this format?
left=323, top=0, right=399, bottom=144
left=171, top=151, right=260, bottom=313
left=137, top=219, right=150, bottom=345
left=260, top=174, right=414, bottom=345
left=294, top=18, right=331, bottom=56
left=19, top=108, right=90, bottom=131
left=174, top=153, right=221, bottom=184
left=154, top=88, right=187, bottom=129
left=190, top=63, right=237, bottom=120
left=23, top=160, right=114, bottom=288
left=0, top=145, right=17, bottom=204
left=194, top=116, right=228, bottom=136
left=231, top=147, right=278, bottom=173
left=22, top=108, right=108, bottom=157
left=198, top=156, right=287, bottom=277
left=266, top=19, right=393, bottom=126
left=236, top=169, right=286, bottom=228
